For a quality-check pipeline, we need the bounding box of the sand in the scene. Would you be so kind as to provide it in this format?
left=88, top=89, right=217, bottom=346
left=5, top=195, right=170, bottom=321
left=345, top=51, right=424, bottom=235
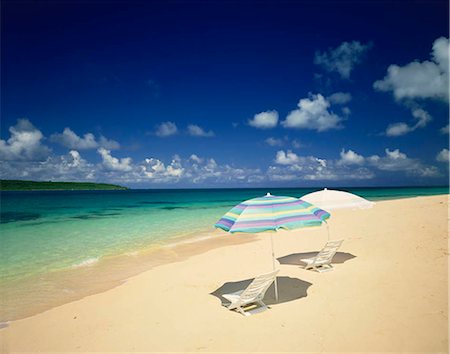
left=0, top=195, right=448, bottom=353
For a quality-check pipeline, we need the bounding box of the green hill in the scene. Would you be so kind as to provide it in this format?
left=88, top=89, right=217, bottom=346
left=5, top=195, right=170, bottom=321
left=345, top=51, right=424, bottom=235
left=0, top=180, right=128, bottom=191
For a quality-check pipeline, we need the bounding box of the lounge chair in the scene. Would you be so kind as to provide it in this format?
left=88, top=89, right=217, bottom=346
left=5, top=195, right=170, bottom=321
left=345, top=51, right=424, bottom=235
left=222, top=269, right=279, bottom=316
left=301, top=239, right=344, bottom=273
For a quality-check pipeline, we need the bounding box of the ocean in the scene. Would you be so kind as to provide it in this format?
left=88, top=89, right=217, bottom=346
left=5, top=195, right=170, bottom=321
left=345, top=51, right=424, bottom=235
left=0, top=186, right=448, bottom=322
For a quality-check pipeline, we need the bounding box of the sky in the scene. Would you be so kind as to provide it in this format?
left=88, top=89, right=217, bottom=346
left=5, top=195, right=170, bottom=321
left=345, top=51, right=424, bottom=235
left=1, top=0, right=449, bottom=188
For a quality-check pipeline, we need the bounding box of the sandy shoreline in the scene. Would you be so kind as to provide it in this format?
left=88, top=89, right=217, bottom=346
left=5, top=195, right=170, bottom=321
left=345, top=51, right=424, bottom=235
left=0, top=195, right=448, bottom=353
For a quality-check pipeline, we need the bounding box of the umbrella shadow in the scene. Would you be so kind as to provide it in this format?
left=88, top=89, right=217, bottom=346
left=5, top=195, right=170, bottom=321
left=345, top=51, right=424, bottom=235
left=210, top=276, right=312, bottom=307
left=277, top=252, right=356, bottom=267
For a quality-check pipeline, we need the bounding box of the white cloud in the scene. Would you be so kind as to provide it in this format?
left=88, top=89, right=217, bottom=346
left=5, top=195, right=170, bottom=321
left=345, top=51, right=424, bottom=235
left=374, top=37, right=449, bottom=101
left=385, top=122, right=413, bottom=137
left=0, top=150, right=96, bottom=182
left=440, top=124, right=449, bottom=134
left=248, top=110, right=279, bottom=129
left=368, top=148, right=440, bottom=177
left=0, top=118, right=51, bottom=161
left=269, top=148, right=441, bottom=182
left=339, top=149, right=365, bottom=165
left=327, top=92, right=352, bottom=105
left=269, top=153, right=373, bottom=181
left=189, top=154, right=203, bottom=164
left=281, top=94, right=344, bottom=132
left=186, top=124, right=215, bottom=137
left=385, top=108, right=432, bottom=137
left=265, top=137, right=284, bottom=147
left=98, top=136, right=120, bottom=150
left=436, top=148, right=449, bottom=163
left=155, top=121, right=178, bottom=137
left=97, top=148, right=133, bottom=172
left=50, top=128, right=120, bottom=150
left=275, top=150, right=300, bottom=165
left=314, top=41, right=372, bottom=79
left=141, top=156, right=184, bottom=181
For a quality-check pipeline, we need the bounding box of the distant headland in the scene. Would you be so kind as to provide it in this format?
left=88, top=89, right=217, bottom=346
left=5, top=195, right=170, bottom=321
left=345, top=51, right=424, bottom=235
left=0, top=180, right=128, bottom=191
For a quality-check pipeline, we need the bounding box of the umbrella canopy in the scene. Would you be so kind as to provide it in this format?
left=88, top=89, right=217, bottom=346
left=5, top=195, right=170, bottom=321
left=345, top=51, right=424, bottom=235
left=215, top=194, right=330, bottom=233
left=300, top=188, right=374, bottom=210
left=215, top=193, right=330, bottom=301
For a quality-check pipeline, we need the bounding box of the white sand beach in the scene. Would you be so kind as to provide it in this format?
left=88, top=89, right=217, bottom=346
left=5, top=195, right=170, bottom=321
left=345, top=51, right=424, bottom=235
left=0, top=195, right=448, bottom=353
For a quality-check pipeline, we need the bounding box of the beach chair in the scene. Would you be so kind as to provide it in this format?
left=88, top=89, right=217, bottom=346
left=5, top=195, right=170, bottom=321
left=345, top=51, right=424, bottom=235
left=222, top=269, right=279, bottom=316
left=301, top=240, right=344, bottom=273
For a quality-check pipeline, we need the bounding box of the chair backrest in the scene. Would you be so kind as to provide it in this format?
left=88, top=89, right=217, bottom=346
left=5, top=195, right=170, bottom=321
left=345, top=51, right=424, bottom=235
left=239, top=269, right=279, bottom=303
left=315, top=239, right=344, bottom=263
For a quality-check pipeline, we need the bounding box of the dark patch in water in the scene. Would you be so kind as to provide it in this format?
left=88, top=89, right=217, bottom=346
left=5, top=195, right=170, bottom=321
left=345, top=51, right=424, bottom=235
left=19, top=220, right=61, bottom=227
left=114, top=205, right=141, bottom=208
left=138, top=201, right=177, bottom=205
left=91, top=212, right=121, bottom=217
left=159, top=206, right=187, bottom=210
left=71, top=215, right=101, bottom=220
left=0, top=212, right=41, bottom=223
left=71, top=212, right=122, bottom=220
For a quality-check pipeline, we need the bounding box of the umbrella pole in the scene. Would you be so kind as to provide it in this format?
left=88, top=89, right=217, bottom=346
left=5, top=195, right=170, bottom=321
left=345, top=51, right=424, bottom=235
left=270, top=233, right=279, bottom=301
left=325, top=221, right=330, bottom=240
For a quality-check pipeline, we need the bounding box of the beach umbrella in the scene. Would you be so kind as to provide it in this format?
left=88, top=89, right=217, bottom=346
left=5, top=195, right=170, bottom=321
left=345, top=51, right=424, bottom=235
left=301, top=188, right=374, bottom=210
left=214, top=193, right=330, bottom=300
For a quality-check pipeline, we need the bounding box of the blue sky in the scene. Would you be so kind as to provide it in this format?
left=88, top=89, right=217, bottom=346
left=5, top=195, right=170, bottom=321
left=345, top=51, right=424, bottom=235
left=1, top=0, right=449, bottom=187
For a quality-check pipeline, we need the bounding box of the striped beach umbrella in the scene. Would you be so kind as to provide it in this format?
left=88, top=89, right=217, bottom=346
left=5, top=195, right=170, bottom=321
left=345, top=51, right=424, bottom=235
left=215, top=194, right=330, bottom=233
left=215, top=193, right=330, bottom=300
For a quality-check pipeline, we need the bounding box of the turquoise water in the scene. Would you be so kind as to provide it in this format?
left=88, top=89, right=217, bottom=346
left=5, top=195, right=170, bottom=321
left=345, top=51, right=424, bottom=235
left=1, top=186, right=448, bottom=283
left=0, top=186, right=448, bottom=321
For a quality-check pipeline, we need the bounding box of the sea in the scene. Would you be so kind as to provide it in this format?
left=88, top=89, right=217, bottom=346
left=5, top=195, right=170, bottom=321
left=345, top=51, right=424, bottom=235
left=0, top=186, right=448, bottom=323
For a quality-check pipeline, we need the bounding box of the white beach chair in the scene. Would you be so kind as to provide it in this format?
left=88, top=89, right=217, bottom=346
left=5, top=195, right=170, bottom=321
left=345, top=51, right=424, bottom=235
left=222, top=269, right=279, bottom=316
left=301, top=240, right=344, bottom=273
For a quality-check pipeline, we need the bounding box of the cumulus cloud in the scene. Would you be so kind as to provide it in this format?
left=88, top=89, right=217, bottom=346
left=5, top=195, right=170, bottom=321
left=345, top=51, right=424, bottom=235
left=269, top=152, right=373, bottom=181
left=314, top=41, right=372, bottom=79
left=368, top=148, right=440, bottom=177
left=327, top=92, right=352, bottom=105
left=0, top=118, right=51, bottom=161
left=141, top=156, right=184, bottom=181
left=385, top=108, right=432, bottom=137
left=385, top=122, right=413, bottom=137
left=338, top=149, right=365, bottom=165
left=0, top=150, right=96, bottom=182
left=50, top=128, right=120, bottom=150
left=97, top=148, right=133, bottom=172
left=155, top=121, right=178, bottom=137
left=440, top=124, right=449, bottom=134
left=281, top=94, right=344, bottom=132
left=186, top=124, right=215, bottom=137
left=269, top=147, right=441, bottom=182
left=248, top=110, right=279, bottom=129
left=374, top=37, right=449, bottom=101
left=436, top=148, right=449, bottom=163
left=275, top=150, right=300, bottom=165
left=265, top=137, right=285, bottom=147
left=189, top=154, right=203, bottom=164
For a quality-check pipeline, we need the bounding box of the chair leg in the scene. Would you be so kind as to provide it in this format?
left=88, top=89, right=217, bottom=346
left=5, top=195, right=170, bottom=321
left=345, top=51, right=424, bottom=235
left=236, top=306, right=250, bottom=316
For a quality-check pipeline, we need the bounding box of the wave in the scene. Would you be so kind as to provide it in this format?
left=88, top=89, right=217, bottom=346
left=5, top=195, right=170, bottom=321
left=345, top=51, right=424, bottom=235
left=71, top=257, right=100, bottom=268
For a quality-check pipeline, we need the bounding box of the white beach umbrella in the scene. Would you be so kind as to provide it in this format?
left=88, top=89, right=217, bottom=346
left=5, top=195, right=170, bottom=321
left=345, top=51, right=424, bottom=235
left=300, top=188, right=374, bottom=210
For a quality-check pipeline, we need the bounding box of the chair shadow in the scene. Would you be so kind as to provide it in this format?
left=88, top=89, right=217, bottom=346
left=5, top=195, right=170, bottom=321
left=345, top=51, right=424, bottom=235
left=277, top=252, right=356, bottom=267
left=210, top=276, right=312, bottom=306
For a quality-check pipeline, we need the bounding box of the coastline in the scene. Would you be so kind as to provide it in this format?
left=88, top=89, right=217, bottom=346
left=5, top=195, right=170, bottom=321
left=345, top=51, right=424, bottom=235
left=0, top=194, right=448, bottom=352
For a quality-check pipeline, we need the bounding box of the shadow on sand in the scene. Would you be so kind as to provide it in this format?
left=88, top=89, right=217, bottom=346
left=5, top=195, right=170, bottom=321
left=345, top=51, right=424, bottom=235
left=210, top=276, right=312, bottom=306
left=277, top=252, right=356, bottom=267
